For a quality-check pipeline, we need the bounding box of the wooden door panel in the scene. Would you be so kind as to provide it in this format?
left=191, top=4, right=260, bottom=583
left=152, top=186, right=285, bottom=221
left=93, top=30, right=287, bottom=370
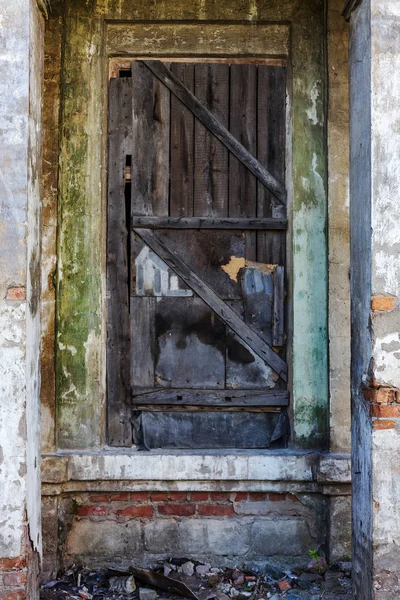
left=154, top=297, right=225, bottom=389
left=107, top=60, right=288, bottom=447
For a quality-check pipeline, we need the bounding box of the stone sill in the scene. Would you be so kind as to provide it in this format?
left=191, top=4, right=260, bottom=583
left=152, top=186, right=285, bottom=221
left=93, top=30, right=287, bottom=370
left=41, top=449, right=351, bottom=496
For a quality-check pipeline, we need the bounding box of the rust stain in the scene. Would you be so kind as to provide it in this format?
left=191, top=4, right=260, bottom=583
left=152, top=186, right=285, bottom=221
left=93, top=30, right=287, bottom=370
left=221, top=256, right=278, bottom=282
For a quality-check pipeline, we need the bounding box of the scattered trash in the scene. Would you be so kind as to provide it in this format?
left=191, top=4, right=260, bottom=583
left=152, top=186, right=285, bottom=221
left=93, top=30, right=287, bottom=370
left=40, top=557, right=352, bottom=600
left=109, top=576, right=136, bottom=594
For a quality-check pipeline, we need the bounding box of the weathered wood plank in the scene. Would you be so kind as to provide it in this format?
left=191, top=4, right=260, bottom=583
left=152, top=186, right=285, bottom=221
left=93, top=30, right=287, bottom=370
left=131, top=297, right=155, bottom=387
left=143, top=60, right=287, bottom=205
left=194, top=63, right=229, bottom=217
left=107, top=77, right=133, bottom=446
left=131, top=216, right=288, bottom=229
left=257, top=66, right=287, bottom=263
left=154, top=297, right=225, bottom=388
left=131, top=61, right=170, bottom=216
left=132, top=388, right=289, bottom=406
left=133, top=228, right=288, bottom=381
left=135, top=405, right=282, bottom=413
left=273, top=265, right=285, bottom=346
left=170, top=62, right=195, bottom=217
left=229, top=64, right=257, bottom=219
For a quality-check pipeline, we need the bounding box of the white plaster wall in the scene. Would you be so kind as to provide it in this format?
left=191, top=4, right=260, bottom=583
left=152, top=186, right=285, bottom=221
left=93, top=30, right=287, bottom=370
left=371, top=0, right=400, bottom=388
left=0, top=0, right=43, bottom=560
left=0, top=0, right=30, bottom=559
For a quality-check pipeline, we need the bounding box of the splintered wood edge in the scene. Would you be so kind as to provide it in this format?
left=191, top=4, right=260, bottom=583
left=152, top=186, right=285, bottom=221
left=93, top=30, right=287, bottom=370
left=109, top=57, right=287, bottom=79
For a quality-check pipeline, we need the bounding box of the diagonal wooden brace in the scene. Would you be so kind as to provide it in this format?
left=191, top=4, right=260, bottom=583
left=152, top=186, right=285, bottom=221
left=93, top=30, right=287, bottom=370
left=133, top=228, right=288, bottom=382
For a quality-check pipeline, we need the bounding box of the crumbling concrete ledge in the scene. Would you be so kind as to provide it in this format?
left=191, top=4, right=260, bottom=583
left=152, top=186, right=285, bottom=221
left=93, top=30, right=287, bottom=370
left=41, top=450, right=351, bottom=496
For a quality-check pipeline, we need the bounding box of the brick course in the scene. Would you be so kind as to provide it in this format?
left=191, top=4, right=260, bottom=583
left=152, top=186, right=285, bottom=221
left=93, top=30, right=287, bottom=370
left=76, top=491, right=301, bottom=521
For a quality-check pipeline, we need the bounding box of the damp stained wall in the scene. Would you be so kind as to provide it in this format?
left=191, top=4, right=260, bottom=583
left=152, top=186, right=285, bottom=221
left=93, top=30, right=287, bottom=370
left=43, top=0, right=341, bottom=452
left=0, top=0, right=44, bottom=579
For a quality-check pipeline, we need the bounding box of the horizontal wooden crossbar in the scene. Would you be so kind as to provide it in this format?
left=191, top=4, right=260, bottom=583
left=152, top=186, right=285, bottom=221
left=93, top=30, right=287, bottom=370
left=142, top=60, right=287, bottom=206
left=132, top=217, right=288, bottom=230
left=132, top=388, right=289, bottom=407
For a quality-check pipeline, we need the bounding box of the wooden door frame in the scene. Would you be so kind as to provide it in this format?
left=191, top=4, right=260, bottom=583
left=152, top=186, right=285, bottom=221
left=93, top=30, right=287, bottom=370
left=56, top=14, right=328, bottom=450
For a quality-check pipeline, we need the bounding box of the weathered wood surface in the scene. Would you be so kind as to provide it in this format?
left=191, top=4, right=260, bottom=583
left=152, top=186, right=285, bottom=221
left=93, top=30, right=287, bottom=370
left=131, top=217, right=288, bottom=229
left=170, top=63, right=195, bottom=217
left=257, top=66, right=287, bottom=264
left=194, top=63, right=229, bottom=217
left=133, top=228, right=287, bottom=381
left=273, top=265, right=285, bottom=346
left=132, top=388, right=289, bottom=406
left=131, top=297, right=155, bottom=387
left=154, top=297, right=225, bottom=388
left=131, top=61, right=170, bottom=216
left=107, top=77, right=133, bottom=446
left=142, top=60, right=287, bottom=205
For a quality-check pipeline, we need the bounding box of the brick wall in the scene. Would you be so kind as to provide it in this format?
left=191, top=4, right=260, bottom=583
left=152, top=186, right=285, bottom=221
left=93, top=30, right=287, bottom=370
left=0, top=558, right=27, bottom=600
left=42, top=490, right=336, bottom=578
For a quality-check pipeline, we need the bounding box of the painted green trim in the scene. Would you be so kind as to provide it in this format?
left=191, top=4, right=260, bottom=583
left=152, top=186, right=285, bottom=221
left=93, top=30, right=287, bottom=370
left=291, top=1, right=329, bottom=448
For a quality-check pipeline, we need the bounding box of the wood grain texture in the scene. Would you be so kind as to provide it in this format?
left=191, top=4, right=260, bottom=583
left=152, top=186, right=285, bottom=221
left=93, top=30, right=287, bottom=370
left=273, top=265, right=285, bottom=346
left=131, top=297, right=155, bottom=387
left=143, top=60, right=287, bottom=205
left=132, top=388, right=289, bottom=406
left=131, top=61, right=170, bottom=216
left=134, top=228, right=287, bottom=380
left=170, top=62, right=195, bottom=217
left=194, top=63, right=229, bottom=217
left=131, top=216, right=288, bottom=229
left=107, top=77, right=133, bottom=446
left=257, top=66, right=287, bottom=263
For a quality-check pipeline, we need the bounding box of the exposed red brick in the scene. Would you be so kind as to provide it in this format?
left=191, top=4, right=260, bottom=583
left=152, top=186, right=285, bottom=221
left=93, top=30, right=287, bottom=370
left=287, top=494, right=299, bottom=502
left=116, top=506, right=153, bottom=518
left=158, top=504, right=195, bottom=517
left=89, top=495, right=109, bottom=503
left=109, top=493, right=129, bottom=501
left=371, top=296, right=395, bottom=311
left=268, top=493, right=286, bottom=501
left=150, top=492, right=169, bottom=502
left=373, top=420, right=395, bottom=430
left=198, top=504, right=234, bottom=516
left=169, top=492, right=187, bottom=502
left=190, top=492, right=209, bottom=501
left=0, top=590, right=26, bottom=600
left=370, top=405, right=400, bottom=418
left=234, top=493, right=248, bottom=502
left=209, top=492, right=230, bottom=502
left=364, top=388, right=396, bottom=404
left=3, top=572, right=27, bottom=587
left=130, top=492, right=149, bottom=502
left=6, top=287, right=26, bottom=302
left=77, top=505, right=109, bottom=517
left=0, top=559, right=26, bottom=571
left=248, top=492, right=268, bottom=501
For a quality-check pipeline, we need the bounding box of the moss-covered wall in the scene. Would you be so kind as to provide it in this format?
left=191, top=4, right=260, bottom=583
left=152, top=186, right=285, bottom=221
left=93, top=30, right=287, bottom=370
left=48, top=0, right=329, bottom=449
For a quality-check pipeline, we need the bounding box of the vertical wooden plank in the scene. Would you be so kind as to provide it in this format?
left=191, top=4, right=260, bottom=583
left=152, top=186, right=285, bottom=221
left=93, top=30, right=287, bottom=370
left=107, top=77, right=133, bottom=446
left=194, top=63, right=229, bottom=217
left=273, top=266, right=285, bottom=346
left=170, top=63, right=195, bottom=217
left=131, top=61, right=170, bottom=216
left=229, top=64, right=257, bottom=260
left=131, top=297, right=155, bottom=387
left=257, top=66, right=286, bottom=264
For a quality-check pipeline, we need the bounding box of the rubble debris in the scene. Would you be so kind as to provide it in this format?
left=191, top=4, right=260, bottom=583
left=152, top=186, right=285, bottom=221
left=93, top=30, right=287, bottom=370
left=139, top=588, right=158, bottom=600
left=109, top=576, right=136, bottom=594
left=40, top=556, right=352, bottom=600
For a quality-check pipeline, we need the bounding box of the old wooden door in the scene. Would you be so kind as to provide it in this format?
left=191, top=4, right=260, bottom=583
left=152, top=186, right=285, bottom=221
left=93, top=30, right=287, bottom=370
left=107, top=60, right=288, bottom=448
